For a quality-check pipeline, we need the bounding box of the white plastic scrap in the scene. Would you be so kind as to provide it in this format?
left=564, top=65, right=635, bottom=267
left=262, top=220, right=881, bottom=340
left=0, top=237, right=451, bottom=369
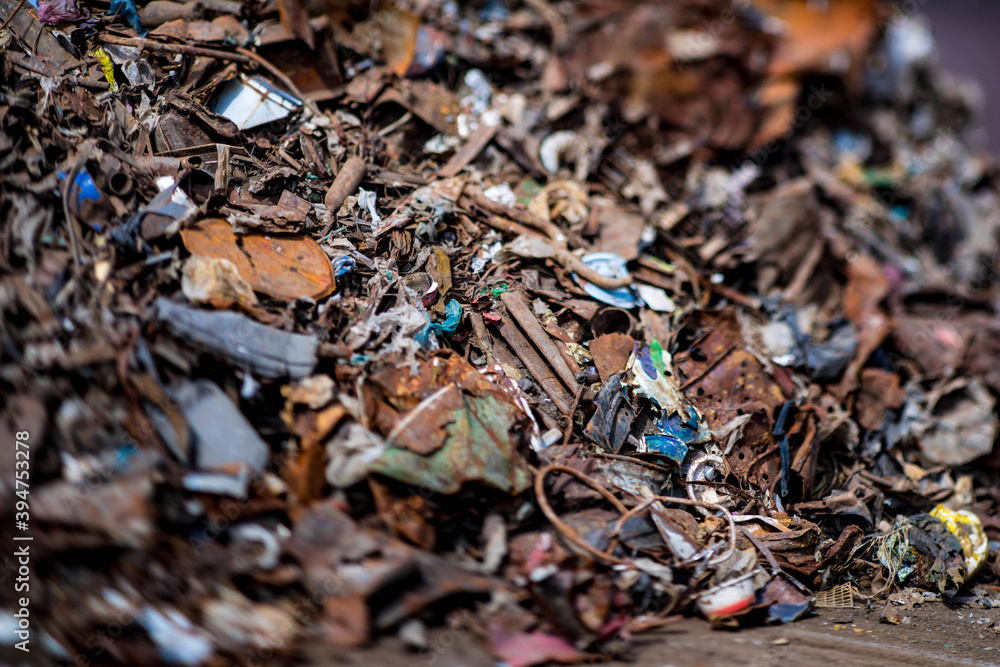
left=154, top=176, right=196, bottom=209
left=356, top=188, right=383, bottom=229
left=667, top=29, right=722, bottom=62
left=101, top=587, right=140, bottom=615
left=471, top=239, right=503, bottom=274
left=146, top=176, right=198, bottom=234
left=636, top=284, right=675, bottom=312
left=39, top=77, right=60, bottom=108
left=461, top=68, right=492, bottom=115
left=456, top=113, right=475, bottom=138
left=423, top=133, right=462, bottom=154
left=626, top=557, right=675, bottom=584
left=229, top=524, right=281, bottom=570
left=626, top=344, right=687, bottom=415
left=139, top=607, right=214, bottom=665
left=481, top=108, right=502, bottom=127
left=730, top=162, right=761, bottom=193
left=483, top=183, right=518, bottom=207
left=346, top=292, right=426, bottom=366
left=240, top=370, right=261, bottom=400
left=136, top=92, right=158, bottom=133
left=104, top=44, right=155, bottom=88
left=540, top=428, right=562, bottom=448
left=758, top=319, right=797, bottom=365
left=540, top=130, right=577, bottom=174
left=325, top=423, right=389, bottom=488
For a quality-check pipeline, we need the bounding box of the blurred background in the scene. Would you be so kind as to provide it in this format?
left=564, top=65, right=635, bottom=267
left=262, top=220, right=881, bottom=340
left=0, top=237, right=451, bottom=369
left=925, top=0, right=1000, bottom=156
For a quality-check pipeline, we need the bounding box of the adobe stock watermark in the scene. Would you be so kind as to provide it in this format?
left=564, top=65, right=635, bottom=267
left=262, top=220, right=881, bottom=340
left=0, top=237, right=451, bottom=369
left=11, top=429, right=32, bottom=653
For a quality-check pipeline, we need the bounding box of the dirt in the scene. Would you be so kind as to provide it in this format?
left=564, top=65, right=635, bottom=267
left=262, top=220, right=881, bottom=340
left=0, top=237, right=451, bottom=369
left=302, top=602, right=1000, bottom=667
left=614, top=602, right=1000, bottom=667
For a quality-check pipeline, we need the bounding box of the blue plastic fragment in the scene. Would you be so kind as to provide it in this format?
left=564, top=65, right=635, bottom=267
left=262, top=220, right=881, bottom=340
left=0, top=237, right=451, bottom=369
left=74, top=169, right=100, bottom=204
left=115, top=443, right=138, bottom=469
left=646, top=405, right=704, bottom=463
left=636, top=346, right=658, bottom=379
left=657, top=406, right=701, bottom=444
left=644, top=434, right=688, bottom=464
left=415, top=299, right=463, bottom=348
left=59, top=168, right=101, bottom=207
left=832, top=129, right=871, bottom=160
left=478, top=0, right=509, bottom=21
left=109, top=0, right=147, bottom=36
left=332, top=256, right=356, bottom=276
left=767, top=601, right=811, bottom=624
left=58, top=169, right=103, bottom=228
left=572, top=252, right=641, bottom=309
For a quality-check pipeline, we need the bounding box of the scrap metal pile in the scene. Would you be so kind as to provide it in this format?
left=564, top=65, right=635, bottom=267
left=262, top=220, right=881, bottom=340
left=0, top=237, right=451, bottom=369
left=2, top=0, right=999, bottom=664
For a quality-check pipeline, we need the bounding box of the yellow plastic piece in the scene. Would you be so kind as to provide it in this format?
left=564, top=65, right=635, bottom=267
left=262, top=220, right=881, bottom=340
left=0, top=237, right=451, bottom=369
left=91, top=47, right=118, bottom=92
left=930, top=503, right=988, bottom=578
left=815, top=582, right=854, bottom=609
